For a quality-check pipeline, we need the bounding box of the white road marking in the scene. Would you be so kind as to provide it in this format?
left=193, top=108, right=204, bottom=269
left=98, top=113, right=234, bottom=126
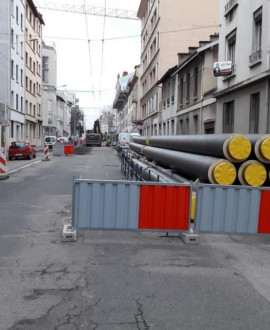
left=7, top=160, right=42, bottom=174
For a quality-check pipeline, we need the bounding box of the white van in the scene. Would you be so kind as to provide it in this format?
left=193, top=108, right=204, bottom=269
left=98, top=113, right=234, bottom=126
left=117, top=133, right=131, bottom=150
left=44, top=136, right=57, bottom=150
left=117, top=133, right=140, bottom=150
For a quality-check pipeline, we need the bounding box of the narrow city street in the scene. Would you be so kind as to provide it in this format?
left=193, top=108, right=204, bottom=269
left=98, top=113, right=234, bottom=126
left=0, top=146, right=270, bottom=330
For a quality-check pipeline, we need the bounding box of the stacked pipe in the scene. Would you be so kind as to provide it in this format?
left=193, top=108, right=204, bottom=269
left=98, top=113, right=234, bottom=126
left=130, top=134, right=270, bottom=186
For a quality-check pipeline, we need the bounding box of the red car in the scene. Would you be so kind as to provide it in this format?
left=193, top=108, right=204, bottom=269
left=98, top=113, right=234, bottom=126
left=8, top=141, right=36, bottom=160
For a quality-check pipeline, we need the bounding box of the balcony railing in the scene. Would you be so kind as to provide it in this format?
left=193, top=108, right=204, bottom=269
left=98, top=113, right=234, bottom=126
left=249, top=49, right=262, bottom=65
left=224, top=0, right=238, bottom=15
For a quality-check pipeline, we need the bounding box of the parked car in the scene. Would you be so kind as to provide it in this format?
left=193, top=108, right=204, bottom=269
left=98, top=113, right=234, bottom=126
left=8, top=141, right=36, bottom=160
left=44, top=136, right=57, bottom=150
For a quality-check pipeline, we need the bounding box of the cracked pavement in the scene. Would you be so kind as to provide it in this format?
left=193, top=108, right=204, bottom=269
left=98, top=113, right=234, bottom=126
left=1, top=148, right=270, bottom=329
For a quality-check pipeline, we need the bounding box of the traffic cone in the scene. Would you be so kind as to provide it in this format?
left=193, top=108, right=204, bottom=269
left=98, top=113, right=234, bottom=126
left=0, top=148, right=9, bottom=180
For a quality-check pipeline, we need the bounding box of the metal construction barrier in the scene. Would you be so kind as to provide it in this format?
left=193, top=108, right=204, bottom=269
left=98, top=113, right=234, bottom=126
left=64, top=144, right=74, bottom=155
left=72, top=179, right=191, bottom=231
left=194, top=184, right=270, bottom=234
left=53, top=143, right=64, bottom=156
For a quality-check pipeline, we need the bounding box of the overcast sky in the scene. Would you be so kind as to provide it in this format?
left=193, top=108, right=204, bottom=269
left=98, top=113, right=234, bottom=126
left=37, top=0, right=141, bottom=129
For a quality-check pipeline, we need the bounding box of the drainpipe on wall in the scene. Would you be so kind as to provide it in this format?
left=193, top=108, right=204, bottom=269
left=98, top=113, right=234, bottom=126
left=267, top=8, right=270, bottom=134
left=267, top=77, right=270, bottom=134
left=200, top=65, right=205, bottom=134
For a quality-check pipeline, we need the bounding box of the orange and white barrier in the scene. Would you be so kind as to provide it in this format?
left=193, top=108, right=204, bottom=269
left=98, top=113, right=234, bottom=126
left=42, top=144, right=50, bottom=161
left=0, top=148, right=9, bottom=180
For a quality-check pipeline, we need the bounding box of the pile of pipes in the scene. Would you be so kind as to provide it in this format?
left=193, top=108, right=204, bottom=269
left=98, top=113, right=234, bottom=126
left=125, top=134, right=270, bottom=187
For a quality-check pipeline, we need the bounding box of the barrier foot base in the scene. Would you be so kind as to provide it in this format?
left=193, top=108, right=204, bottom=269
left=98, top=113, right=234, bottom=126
left=0, top=174, right=9, bottom=180
left=62, top=224, right=77, bottom=242
left=42, top=158, right=51, bottom=161
left=180, top=230, right=199, bottom=245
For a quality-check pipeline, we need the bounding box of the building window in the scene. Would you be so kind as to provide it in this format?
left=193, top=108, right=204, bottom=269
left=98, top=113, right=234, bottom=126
left=11, top=121, right=14, bottom=138
left=11, top=0, right=14, bottom=16
left=21, top=97, right=23, bottom=112
left=11, top=60, right=14, bottom=78
left=226, top=30, right=237, bottom=73
left=16, top=35, right=18, bottom=53
left=16, top=6, right=19, bottom=23
left=16, top=64, right=18, bottom=82
left=249, top=93, right=260, bottom=133
left=21, top=69, right=23, bottom=85
left=193, top=115, right=199, bottom=134
left=250, top=7, right=262, bottom=65
left=223, top=101, right=234, bottom=133
left=194, top=67, right=199, bottom=98
left=11, top=29, right=14, bottom=45
left=171, top=78, right=175, bottom=105
left=166, top=82, right=170, bottom=107
left=16, top=94, right=18, bottom=110
left=21, top=13, right=23, bottom=31
left=180, top=77, right=183, bottom=106
left=204, top=121, right=215, bottom=134
left=11, top=91, right=14, bottom=108
left=171, top=119, right=175, bottom=135
left=42, top=56, right=49, bottom=83
left=186, top=73, right=190, bottom=102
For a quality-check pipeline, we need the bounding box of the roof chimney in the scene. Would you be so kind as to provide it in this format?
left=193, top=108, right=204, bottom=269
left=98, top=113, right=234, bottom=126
left=188, top=47, right=198, bottom=54
left=209, top=33, right=219, bottom=42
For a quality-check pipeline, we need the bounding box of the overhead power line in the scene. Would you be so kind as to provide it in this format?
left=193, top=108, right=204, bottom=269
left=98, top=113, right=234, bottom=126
left=35, top=1, right=139, bottom=20
left=99, top=0, right=107, bottom=94
left=0, top=24, right=220, bottom=43
left=83, top=0, right=95, bottom=101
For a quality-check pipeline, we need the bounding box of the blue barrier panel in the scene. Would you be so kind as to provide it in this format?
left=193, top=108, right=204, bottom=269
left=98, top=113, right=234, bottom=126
left=194, top=184, right=261, bottom=234
left=73, top=180, right=140, bottom=230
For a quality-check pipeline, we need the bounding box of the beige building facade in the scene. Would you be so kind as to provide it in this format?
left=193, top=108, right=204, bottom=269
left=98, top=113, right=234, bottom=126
left=137, top=0, right=220, bottom=136
left=25, top=0, right=44, bottom=146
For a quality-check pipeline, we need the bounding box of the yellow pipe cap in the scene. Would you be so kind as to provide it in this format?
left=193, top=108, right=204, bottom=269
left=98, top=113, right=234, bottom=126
left=228, top=137, right=251, bottom=161
left=213, top=162, right=236, bottom=185
left=260, top=138, right=270, bottom=161
left=244, top=163, right=267, bottom=186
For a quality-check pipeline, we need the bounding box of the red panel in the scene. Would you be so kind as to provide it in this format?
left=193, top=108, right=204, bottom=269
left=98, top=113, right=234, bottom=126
left=138, top=185, right=190, bottom=230
left=258, top=190, right=270, bottom=234
left=64, top=145, right=74, bottom=155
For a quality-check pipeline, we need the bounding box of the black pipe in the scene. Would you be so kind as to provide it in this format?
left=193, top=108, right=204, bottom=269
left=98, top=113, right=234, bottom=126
left=141, top=146, right=236, bottom=185
left=134, top=134, right=251, bottom=163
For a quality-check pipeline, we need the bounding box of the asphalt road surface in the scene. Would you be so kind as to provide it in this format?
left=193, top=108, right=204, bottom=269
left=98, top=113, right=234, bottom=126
left=0, top=146, right=270, bottom=330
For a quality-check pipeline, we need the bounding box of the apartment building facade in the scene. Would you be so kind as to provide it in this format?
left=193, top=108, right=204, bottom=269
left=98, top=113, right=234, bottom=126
left=42, top=42, right=57, bottom=137
left=0, top=0, right=26, bottom=148
left=24, top=0, right=44, bottom=147
left=157, top=36, right=219, bottom=136
left=215, top=0, right=270, bottom=134
left=113, top=72, right=135, bottom=133
left=42, top=42, right=73, bottom=138
left=137, top=0, right=219, bottom=136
